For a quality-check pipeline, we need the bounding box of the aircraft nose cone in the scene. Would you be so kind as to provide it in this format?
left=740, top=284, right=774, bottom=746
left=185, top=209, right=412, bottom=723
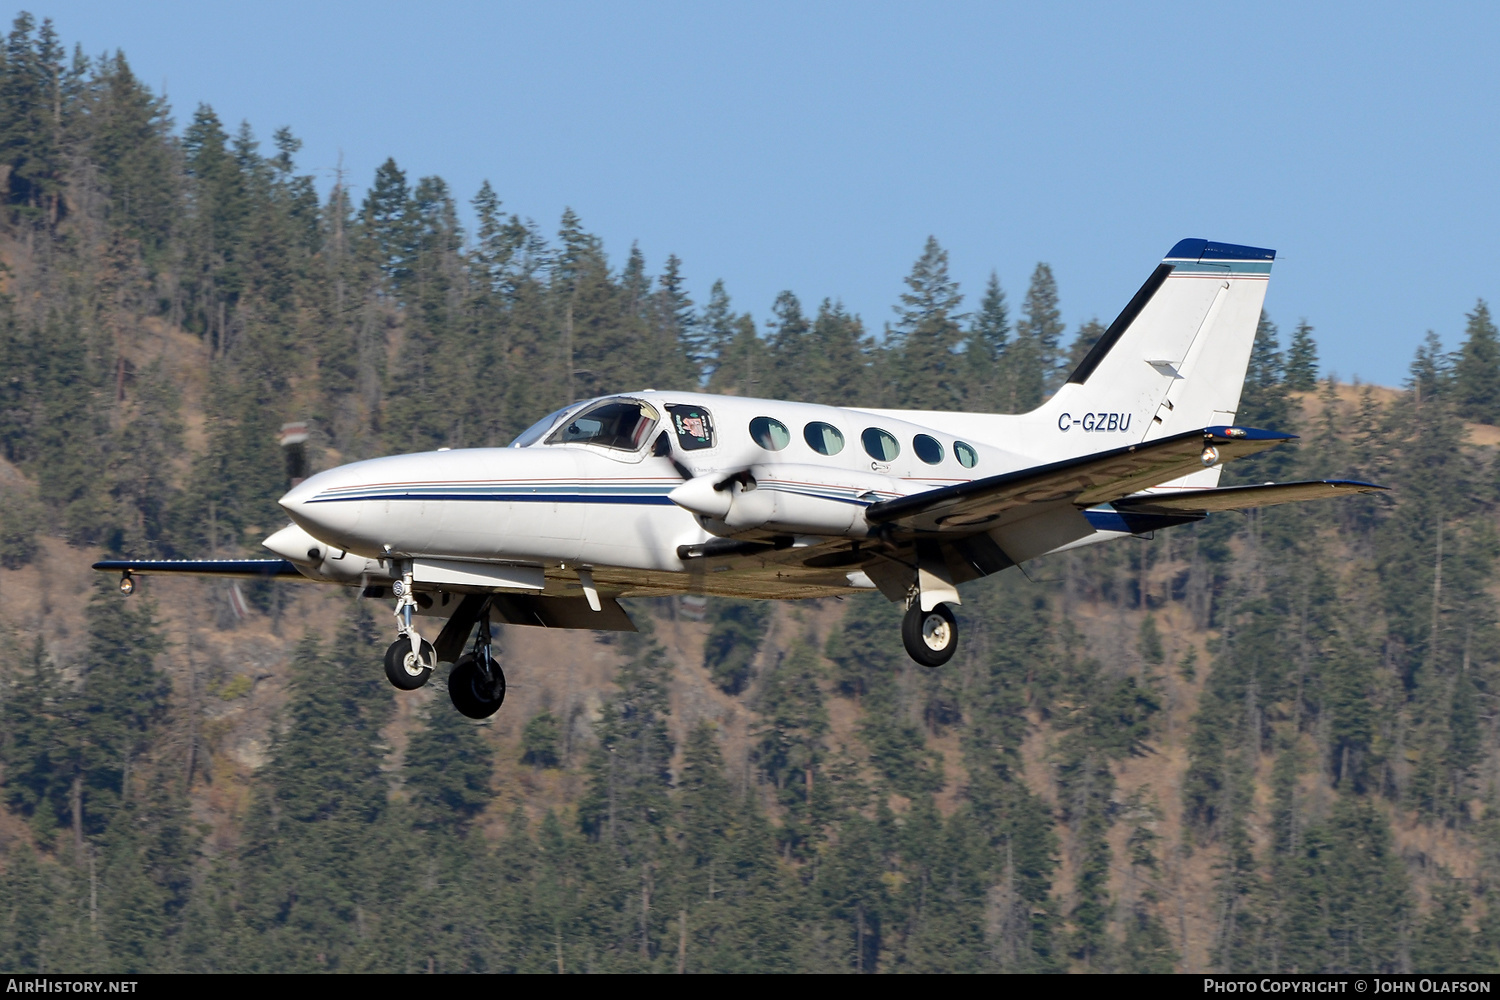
left=276, top=468, right=366, bottom=551
left=278, top=477, right=319, bottom=513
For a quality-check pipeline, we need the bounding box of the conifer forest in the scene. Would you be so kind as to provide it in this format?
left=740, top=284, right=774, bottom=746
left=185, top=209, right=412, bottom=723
left=1, top=14, right=1499, bottom=974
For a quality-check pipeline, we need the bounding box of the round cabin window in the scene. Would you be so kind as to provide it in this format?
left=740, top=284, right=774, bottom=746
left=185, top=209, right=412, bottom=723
left=861, top=427, right=900, bottom=462
left=913, top=434, right=944, bottom=465
left=750, top=416, right=791, bottom=451
left=804, top=421, right=845, bottom=456
left=954, top=441, right=979, bottom=469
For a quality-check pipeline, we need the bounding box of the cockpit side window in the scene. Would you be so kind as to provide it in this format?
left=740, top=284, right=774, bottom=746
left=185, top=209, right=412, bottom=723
left=667, top=404, right=715, bottom=451
left=547, top=398, right=661, bottom=451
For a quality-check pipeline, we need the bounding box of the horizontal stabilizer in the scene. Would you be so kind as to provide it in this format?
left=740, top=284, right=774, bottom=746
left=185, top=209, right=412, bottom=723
left=93, top=558, right=303, bottom=579
left=865, top=425, right=1294, bottom=534
left=1113, top=479, right=1388, bottom=515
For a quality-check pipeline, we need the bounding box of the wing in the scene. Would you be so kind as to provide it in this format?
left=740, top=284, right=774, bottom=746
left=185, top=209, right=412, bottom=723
left=1113, top=479, right=1387, bottom=514
left=93, top=558, right=304, bottom=579
left=864, top=425, right=1293, bottom=534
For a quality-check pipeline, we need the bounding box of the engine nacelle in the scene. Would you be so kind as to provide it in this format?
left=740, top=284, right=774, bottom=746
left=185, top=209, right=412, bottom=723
left=262, top=523, right=389, bottom=584
left=671, top=464, right=904, bottom=538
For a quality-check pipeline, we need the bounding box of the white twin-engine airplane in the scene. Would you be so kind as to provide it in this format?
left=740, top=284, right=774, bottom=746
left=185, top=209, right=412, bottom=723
left=97, top=239, right=1384, bottom=718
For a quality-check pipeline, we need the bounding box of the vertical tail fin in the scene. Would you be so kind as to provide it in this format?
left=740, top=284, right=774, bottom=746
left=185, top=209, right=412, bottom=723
left=1035, top=239, right=1274, bottom=460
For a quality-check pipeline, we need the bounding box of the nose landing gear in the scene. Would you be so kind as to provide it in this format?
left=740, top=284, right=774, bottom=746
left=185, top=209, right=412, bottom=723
left=383, top=570, right=436, bottom=689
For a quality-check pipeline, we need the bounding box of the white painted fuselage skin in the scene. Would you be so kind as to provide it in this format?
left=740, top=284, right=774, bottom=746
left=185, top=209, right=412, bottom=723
left=273, top=391, right=1126, bottom=602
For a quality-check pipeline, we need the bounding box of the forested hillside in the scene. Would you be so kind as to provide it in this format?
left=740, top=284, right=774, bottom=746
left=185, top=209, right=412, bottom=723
left=0, top=14, right=1498, bottom=973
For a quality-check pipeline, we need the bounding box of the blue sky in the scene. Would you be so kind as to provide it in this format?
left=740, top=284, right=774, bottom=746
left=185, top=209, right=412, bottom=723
left=38, top=1, right=1500, bottom=388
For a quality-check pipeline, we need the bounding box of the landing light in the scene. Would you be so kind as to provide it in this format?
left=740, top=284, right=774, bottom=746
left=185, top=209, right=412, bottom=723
left=1200, top=446, right=1220, bottom=467
left=118, top=572, right=135, bottom=595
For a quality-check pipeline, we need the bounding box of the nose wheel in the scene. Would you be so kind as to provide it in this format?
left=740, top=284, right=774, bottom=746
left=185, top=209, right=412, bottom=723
left=384, top=637, right=436, bottom=689
left=902, top=602, right=958, bottom=667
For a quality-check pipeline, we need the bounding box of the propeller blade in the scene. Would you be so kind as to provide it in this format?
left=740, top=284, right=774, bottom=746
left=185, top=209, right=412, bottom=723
left=279, top=421, right=309, bottom=488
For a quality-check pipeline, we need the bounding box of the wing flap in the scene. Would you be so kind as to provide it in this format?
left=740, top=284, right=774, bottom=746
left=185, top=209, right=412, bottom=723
left=1113, top=479, right=1387, bottom=514
left=865, top=426, right=1293, bottom=533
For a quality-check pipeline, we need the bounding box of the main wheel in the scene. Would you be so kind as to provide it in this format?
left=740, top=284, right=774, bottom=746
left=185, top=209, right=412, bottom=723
left=902, top=602, right=958, bottom=667
left=448, top=653, right=507, bottom=719
left=384, top=637, right=436, bottom=690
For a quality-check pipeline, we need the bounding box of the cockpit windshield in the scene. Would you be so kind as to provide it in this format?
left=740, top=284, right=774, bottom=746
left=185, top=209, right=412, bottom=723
left=546, top=398, right=661, bottom=451
left=509, top=402, right=589, bottom=448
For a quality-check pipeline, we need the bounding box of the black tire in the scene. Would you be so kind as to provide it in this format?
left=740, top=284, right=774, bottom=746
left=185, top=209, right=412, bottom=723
left=902, top=602, right=958, bottom=667
left=384, top=637, right=436, bottom=690
left=448, top=653, right=507, bottom=719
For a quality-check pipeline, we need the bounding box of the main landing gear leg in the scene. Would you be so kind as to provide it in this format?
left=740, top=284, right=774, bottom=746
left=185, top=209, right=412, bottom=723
left=383, top=566, right=436, bottom=690
left=449, top=606, right=506, bottom=719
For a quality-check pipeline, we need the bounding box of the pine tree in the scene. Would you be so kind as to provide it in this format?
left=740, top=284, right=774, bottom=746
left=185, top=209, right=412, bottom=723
left=82, top=51, right=178, bottom=258
left=76, top=577, right=170, bottom=837
left=0, top=14, right=66, bottom=228
left=963, top=270, right=1009, bottom=410
left=30, top=310, right=109, bottom=541
left=579, top=633, right=674, bottom=856
left=812, top=809, right=889, bottom=972
left=706, top=313, right=766, bottom=398
left=236, top=619, right=393, bottom=971
left=826, top=596, right=944, bottom=800
left=894, top=236, right=964, bottom=410
left=1227, top=311, right=1294, bottom=483
left=647, top=253, right=700, bottom=389
left=696, top=279, right=736, bottom=383
left=470, top=179, right=522, bottom=291
left=1, top=635, right=75, bottom=844
left=1119, top=797, right=1177, bottom=973
left=108, top=358, right=183, bottom=555
left=807, top=299, right=869, bottom=405
left=519, top=711, right=562, bottom=768
left=360, top=158, right=415, bottom=292
left=754, top=639, right=830, bottom=854
left=1409, top=330, right=1451, bottom=402
left=404, top=699, right=493, bottom=832
left=1454, top=300, right=1500, bottom=424
left=702, top=598, right=769, bottom=695
left=1284, top=320, right=1320, bottom=392
left=1413, top=872, right=1474, bottom=972
left=0, top=844, right=54, bottom=971
left=764, top=290, right=810, bottom=400
left=1015, top=263, right=1064, bottom=394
